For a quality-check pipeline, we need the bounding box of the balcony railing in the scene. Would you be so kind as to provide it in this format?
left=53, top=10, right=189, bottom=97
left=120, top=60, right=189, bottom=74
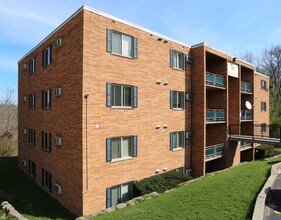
left=240, top=141, right=251, bottom=149
left=206, top=143, right=225, bottom=160
left=241, top=110, right=252, bottom=120
left=206, top=109, right=225, bottom=122
left=241, top=81, right=252, bottom=93
left=206, top=72, right=225, bottom=87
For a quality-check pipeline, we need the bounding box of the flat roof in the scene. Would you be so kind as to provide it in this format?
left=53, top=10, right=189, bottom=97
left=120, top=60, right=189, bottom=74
left=255, top=71, right=270, bottom=79
left=192, top=42, right=255, bottom=68
left=18, top=5, right=191, bottom=63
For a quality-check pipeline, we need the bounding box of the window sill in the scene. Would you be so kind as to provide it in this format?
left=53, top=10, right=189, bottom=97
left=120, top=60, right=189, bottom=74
left=111, top=106, right=134, bottom=109
left=172, top=108, right=184, bottom=111
left=111, top=157, right=133, bottom=163
left=172, top=147, right=184, bottom=152
left=110, top=52, right=135, bottom=60
left=43, top=149, right=51, bottom=153
left=171, top=67, right=185, bottom=72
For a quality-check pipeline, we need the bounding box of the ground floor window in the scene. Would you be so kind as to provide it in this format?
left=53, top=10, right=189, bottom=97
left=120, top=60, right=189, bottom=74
left=106, top=182, right=133, bottom=208
left=42, top=169, right=52, bottom=192
left=28, top=160, right=36, bottom=179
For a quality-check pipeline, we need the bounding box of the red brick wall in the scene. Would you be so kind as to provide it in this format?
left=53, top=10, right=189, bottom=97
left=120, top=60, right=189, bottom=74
left=18, top=11, right=85, bottom=216
left=81, top=10, right=192, bottom=214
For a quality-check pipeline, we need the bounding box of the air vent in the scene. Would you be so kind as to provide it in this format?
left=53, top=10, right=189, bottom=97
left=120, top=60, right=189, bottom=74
left=186, top=131, right=193, bottom=140
left=186, top=93, right=193, bottom=101
left=23, top=96, right=27, bottom=103
left=22, top=160, right=27, bottom=167
left=186, top=55, right=193, bottom=63
left=55, top=136, right=62, bottom=146
left=54, top=38, right=63, bottom=47
left=54, top=87, right=62, bottom=96
left=54, top=183, right=62, bottom=194
left=23, top=63, right=27, bottom=70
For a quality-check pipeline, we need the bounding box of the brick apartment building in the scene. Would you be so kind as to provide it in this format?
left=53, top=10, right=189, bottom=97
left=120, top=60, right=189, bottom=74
left=18, top=5, right=270, bottom=216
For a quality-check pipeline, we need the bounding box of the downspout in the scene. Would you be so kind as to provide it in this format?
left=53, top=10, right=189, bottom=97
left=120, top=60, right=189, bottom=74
left=83, top=93, right=90, bottom=193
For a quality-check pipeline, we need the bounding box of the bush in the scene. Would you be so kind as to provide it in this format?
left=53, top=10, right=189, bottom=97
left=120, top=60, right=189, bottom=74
left=255, top=145, right=275, bottom=159
left=134, top=170, right=193, bottom=196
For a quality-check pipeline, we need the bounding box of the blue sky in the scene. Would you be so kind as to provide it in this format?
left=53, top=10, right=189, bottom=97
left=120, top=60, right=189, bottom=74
left=1, top=0, right=281, bottom=96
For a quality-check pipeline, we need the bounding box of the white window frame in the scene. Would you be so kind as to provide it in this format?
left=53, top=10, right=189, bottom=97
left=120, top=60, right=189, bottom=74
left=172, top=132, right=184, bottom=149
left=28, top=160, right=36, bottom=178
left=42, top=132, right=51, bottom=151
left=42, top=169, right=52, bottom=191
left=28, top=128, right=35, bottom=145
left=111, top=137, right=132, bottom=161
left=261, top=101, right=267, bottom=112
left=261, top=80, right=267, bottom=90
left=171, top=50, right=184, bottom=70
left=43, top=89, right=51, bottom=109
left=43, top=46, right=52, bottom=67
left=111, top=182, right=133, bottom=206
left=29, top=93, right=35, bottom=110
left=29, top=57, right=36, bottom=75
left=172, top=91, right=184, bottom=109
left=112, top=84, right=133, bottom=107
left=112, top=32, right=133, bottom=58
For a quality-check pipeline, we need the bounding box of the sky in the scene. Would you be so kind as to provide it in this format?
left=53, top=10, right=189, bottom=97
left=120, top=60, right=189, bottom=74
left=1, top=0, right=281, bottom=97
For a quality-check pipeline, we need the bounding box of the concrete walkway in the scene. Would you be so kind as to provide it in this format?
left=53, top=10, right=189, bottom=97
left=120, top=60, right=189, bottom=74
left=264, top=174, right=281, bottom=220
left=252, top=162, right=281, bottom=220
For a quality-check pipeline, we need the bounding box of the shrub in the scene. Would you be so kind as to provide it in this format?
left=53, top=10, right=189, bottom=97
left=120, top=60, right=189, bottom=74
left=134, top=170, right=193, bottom=196
left=255, top=145, right=275, bottom=159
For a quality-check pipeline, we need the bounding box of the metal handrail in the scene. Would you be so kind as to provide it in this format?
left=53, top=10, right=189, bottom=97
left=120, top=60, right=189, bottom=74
left=206, top=109, right=225, bottom=122
left=241, top=81, right=252, bottom=93
left=206, top=143, right=225, bottom=158
left=241, top=110, right=252, bottom=120
left=206, top=72, right=225, bottom=87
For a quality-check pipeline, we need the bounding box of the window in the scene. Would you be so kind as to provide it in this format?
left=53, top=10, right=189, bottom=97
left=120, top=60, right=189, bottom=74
left=261, top=101, right=267, bottom=112
left=42, top=45, right=52, bottom=67
left=170, top=131, right=185, bottom=150
left=28, top=128, right=35, bottom=145
left=106, top=182, right=133, bottom=208
left=261, top=123, right=267, bottom=133
left=28, top=160, right=36, bottom=179
left=106, top=29, right=138, bottom=58
left=42, top=169, right=52, bottom=192
left=29, top=57, right=36, bottom=75
left=42, top=89, right=52, bottom=109
left=261, top=80, right=267, bottom=90
left=170, top=49, right=185, bottom=70
left=106, top=136, right=137, bottom=162
left=28, top=93, right=35, bottom=110
left=170, top=91, right=185, bottom=109
left=106, top=83, right=138, bottom=108
left=42, top=131, right=52, bottom=152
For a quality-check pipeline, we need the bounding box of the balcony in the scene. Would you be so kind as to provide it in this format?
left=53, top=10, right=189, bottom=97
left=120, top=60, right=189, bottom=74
left=241, top=110, right=252, bottom=121
left=240, top=141, right=252, bottom=151
left=205, top=143, right=225, bottom=161
left=241, top=81, right=252, bottom=94
left=206, top=109, right=225, bottom=124
left=206, top=72, right=225, bottom=89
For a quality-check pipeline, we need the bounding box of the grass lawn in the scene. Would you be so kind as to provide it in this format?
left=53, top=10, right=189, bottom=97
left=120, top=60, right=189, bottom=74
left=0, top=157, right=75, bottom=220
left=95, top=156, right=281, bottom=220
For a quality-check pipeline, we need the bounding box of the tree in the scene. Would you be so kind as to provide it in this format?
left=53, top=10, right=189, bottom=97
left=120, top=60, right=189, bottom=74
left=261, top=45, right=281, bottom=100
left=0, top=88, right=17, bottom=156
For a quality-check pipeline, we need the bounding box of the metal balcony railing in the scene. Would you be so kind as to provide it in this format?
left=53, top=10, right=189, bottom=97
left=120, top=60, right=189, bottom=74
left=206, top=72, right=225, bottom=87
left=229, top=124, right=281, bottom=146
left=241, top=81, right=252, bottom=93
left=206, top=109, right=225, bottom=122
left=206, top=143, right=225, bottom=159
left=240, top=141, right=251, bottom=149
left=241, top=110, right=252, bottom=120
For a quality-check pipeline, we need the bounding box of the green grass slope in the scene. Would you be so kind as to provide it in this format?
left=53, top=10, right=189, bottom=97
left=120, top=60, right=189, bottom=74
left=95, top=157, right=281, bottom=220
